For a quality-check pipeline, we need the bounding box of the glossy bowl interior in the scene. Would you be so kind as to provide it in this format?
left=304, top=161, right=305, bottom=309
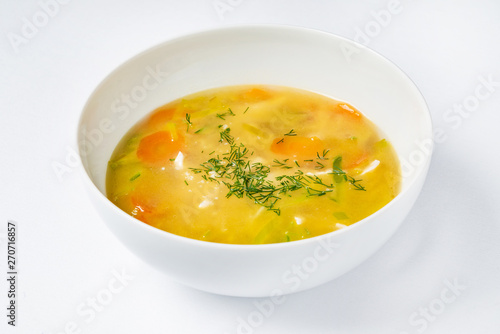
left=78, top=25, right=432, bottom=297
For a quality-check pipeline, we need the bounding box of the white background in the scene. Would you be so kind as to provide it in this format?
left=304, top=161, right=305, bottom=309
left=1, top=0, right=499, bottom=333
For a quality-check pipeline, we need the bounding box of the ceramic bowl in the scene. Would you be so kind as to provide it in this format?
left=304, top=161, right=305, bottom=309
left=77, top=25, right=432, bottom=297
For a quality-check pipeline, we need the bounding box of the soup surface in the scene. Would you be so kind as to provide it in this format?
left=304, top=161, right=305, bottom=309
left=106, top=85, right=401, bottom=244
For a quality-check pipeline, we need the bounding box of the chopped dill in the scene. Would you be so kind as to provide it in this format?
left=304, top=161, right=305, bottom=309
left=219, top=128, right=234, bottom=144
left=216, top=108, right=236, bottom=120
left=129, top=173, right=141, bottom=181
left=189, top=120, right=365, bottom=214
left=276, top=138, right=284, bottom=144
left=348, top=177, right=366, bottom=191
left=317, top=149, right=330, bottom=160
left=315, top=161, right=325, bottom=169
left=330, top=156, right=366, bottom=190
left=272, top=159, right=292, bottom=169
left=284, top=129, right=297, bottom=136
left=185, top=113, right=192, bottom=132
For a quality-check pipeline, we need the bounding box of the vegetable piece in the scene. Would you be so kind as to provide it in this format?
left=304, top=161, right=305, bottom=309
left=146, top=107, right=176, bottom=129
left=136, top=130, right=183, bottom=164
left=333, top=212, right=349, bottom=220
left=242, top=123, right=268, bottom=138
left=130, top=194, right=154, bottom=215
left=129, top=180, right=173, bottom=224
left=270, top=136, right=324, bottom=158
left=333, top=103, right=362, bottom=120
left=375, top=138, right=388, bottom=149
left=129, top=186, right=159, bottom=224
left=243, top=87, right=271, bottom=101
left=332, top=156, right=345, bottom=183
left=253, top=220, right=277, bottom=244
left=343, top=153, right=368, bottom=169
left=108, top=152, right=139, bottom=169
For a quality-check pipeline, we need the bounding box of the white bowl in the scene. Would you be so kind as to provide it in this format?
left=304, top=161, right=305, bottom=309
left=77, top=25, right=432, bottom=297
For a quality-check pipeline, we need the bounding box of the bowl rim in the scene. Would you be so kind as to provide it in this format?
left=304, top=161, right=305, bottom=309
left=77, top=23, right=433, bottom=250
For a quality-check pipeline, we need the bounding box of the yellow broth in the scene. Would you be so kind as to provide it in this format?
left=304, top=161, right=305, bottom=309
left=106, top=85, right=401, bottom=244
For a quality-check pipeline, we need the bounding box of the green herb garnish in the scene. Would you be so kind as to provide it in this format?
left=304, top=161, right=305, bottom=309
left=185, top=113, right=192, bottom=132
left=129, top=173, right=141, bottom=181
left=190, top=121, right=365, bottom=214
left=272, top=159, right=292, bottom=169
left=317, top=149, right=330, bottom=160
left=348, top=177, right=366, bottom=191
left=315, top=161, right=325, bottom=170
left=331, top=156, right=366, bottom=191
left=219, top=128, right=234, bottom=144
left=216, top=108, right=236, bottom=120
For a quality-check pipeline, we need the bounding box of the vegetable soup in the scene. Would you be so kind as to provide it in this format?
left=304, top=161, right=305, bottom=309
left=106, top=85, right=401, bottom=244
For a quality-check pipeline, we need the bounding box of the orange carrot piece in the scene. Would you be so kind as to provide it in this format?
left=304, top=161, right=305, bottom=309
left=334, top=103, right=362, bottom=120
left=243, top=88, right=271, bottom=101
left=131, top=194, right=154, bottom=214
left=271, top=136, right=324, bottom=158
left=146, top=107, right=176, bottom=129
left=130, top=180, right=171, bottom=224
left=343, top=153, right=369, bottom=169
left=136, top=131, right=183, bottom=164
